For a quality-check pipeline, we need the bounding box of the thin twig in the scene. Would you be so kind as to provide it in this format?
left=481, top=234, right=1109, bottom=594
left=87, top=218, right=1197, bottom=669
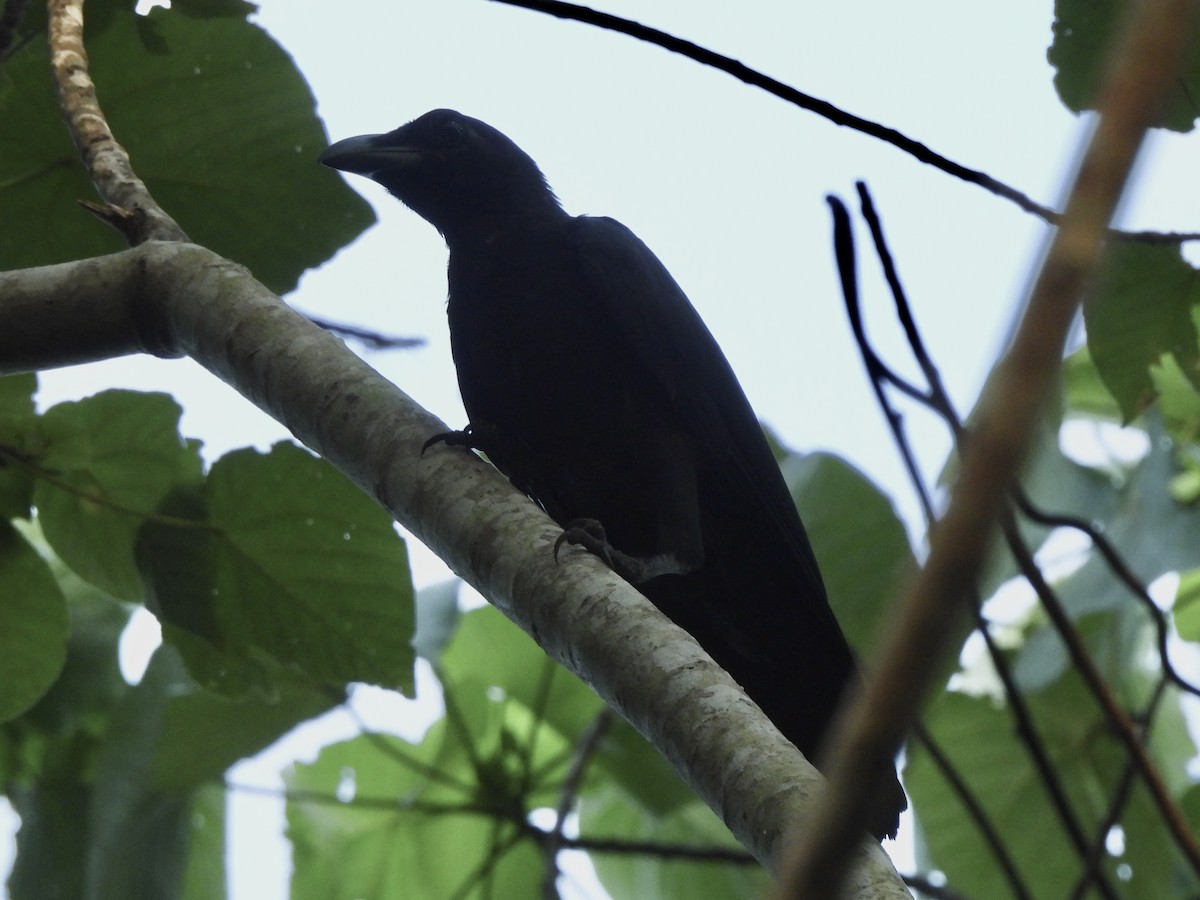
left=524, top=822, right=759, bottom=864
left=834, top=190, right=1113, bottom=896
left=775, top=1, right=1199, bottom=895
left=910, top=724, right=1032, bottom=900
left=1013, top=489, right=1200, bottom=698
left=491, top=0, right=1200, bottom=247
left=1066, top=679, right=1167, bottom=900
left=336, top=690, right=480, bottom=793
left=1001, top=510, right=1200, bottom=875
left=304, top=315, right=426, bottom=351
left=47, top=0, right=187, bottom=243
left=540, top=708, right=614, bottom=899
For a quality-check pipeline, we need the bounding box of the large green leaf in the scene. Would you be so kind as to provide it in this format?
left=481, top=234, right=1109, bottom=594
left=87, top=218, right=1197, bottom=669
left=0, top=0, right=374, bottom=294
left=144, top=442, right=415, bottom=695
left=0, top=522, right=69, bottom=722
left=1175, top=568, right=1200, bottom=642
left=3, top=549, right=131, bottom=900
left=286, top=686, right=554, bottom=900
left=1049, top=0, right=1200, bottom=132
left=907, top=682, right=1200, bottom=898
left=441, top=604, right=696, bottom=815
left=0, top=373, right=38, bottom=520
left=180, top=785, right=229, bottom=900
left=86, top=649, right=208, bottom=899
left=34, top=390, right=202, bottom=601
left=442, top=604, right=603, bottom=743
left=84, top=644, right=333, bottom=899
left=780, top=450, right=915, bottom=655
left=1084, top=243, right=1200, bottom=422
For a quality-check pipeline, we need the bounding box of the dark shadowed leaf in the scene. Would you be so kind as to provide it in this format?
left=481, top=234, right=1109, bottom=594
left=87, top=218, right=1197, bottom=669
left=0, top=523, right=69, bottom=721
left=34, top=390, right=202, bottom=601
left=1084, top=244, right=1200, bottom=422
left=199, top=443, right=414, bottom=692
left=1049, top=0, right=1200, bottom=132
left=781, top=450, right=916, bottom=655
left=0, top=374, right=38, bottom=520
left=907, top=680, right=1199, bottom=898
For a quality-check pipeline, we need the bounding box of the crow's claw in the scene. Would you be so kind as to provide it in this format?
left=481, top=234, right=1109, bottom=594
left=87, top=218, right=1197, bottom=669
left=421, top=428, right=478, bottom=456
left=553, top=518, right=615, bottom=567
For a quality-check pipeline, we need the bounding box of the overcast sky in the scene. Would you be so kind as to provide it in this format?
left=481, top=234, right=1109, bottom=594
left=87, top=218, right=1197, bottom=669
left=14, top=1, right=1200, bottom=897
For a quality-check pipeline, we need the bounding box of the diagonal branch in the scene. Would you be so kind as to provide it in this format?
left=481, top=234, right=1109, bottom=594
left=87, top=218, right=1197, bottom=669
left=492, top=0, right=1200, bottom=246
left=0, top=244, right=911, bottom=897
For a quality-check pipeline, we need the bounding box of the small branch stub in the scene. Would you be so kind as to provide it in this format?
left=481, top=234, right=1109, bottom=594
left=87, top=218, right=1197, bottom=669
left=47, top=0, right=188, bottom=244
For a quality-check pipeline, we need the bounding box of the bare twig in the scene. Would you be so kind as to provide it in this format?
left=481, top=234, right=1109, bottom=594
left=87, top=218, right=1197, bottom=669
left=1012, top=490, right=1200, bottom=698
left=529, top=826, right=758, bottom=864
left=491, top=0, right=1200, bottom=247
left=910, top=725, right=1031, bottom=900
left=774, top=1, right=1199, bottom=895
left=1002, top=510, right=1200, bottom=874
left=540, top=708, right=614, bottom=899
left=304, top=315, right=426, bottom=351
left=47, top=0, right=187, bottom=244
left=1066, top=679, right=1168, bottom=900
left=834, top=190, right=1112, bottom=898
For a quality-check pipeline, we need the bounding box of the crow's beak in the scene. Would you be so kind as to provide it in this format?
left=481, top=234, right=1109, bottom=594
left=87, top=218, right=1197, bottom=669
left=319, top=134, right=422, bottom=177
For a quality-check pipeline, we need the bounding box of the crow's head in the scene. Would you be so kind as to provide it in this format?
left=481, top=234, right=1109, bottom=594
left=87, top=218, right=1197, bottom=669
left=320, top=109, right=561, bottom=237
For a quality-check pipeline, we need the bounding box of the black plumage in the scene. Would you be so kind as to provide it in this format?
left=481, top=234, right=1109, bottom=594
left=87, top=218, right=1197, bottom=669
left=320, top=109, right=905, bottom=839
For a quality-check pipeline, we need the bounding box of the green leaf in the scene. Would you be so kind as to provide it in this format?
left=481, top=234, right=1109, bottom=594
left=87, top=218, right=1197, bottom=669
left=1174, top=568, right=1200, bottom=642
left=0, top=522, right=69, bottom=721
left=1153, top=353, right=1200, bottom=444
left=4, top=532, right=132, bottom=900
left=180, top=784, right=229, bottom=900
left=1064, top=347, right=1122, bottom=421
left=0, top=372, right=36, bottom=421
left=580, top=780, right=767, bottom=900
left=285, top=686, right=550, bottom=900
left=1046, top=416, right=1199, bottom=619
left=441, top=604, right=697, bottom=816
left=907, top=682, right=1200, bottom=898
left=781, top=450, right=915, bottom=654
left=1049, top=0, right=1200, bottom=132
left=193, top=442, right=414, bottom=692
left=86, top=648, right=217, bottom=900
left=11, top=537, right=132, bottom=745
left=0, top=2, right=374, bottom=295
left=442, top=604, right=603, bottom=741
left=1084, top=243, right=1200, bottom=422
left=151, top=665, right=339, bottom=792
left=0, top=373, right=39, bottom=519
left=34, top=390, right=201, bottom=601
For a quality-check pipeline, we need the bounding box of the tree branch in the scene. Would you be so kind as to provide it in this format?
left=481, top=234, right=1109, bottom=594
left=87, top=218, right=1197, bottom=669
left=773, top=0, right=1200, bottom=895
left=47, top=0, right=187, bottom=243
left=0, top=243, right=909, bottom=897
left=491, top=0, right=1200, bottom=247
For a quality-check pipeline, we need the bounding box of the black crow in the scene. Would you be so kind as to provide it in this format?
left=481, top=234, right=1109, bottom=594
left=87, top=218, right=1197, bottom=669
left=320, top=109, right=905, bottom=839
